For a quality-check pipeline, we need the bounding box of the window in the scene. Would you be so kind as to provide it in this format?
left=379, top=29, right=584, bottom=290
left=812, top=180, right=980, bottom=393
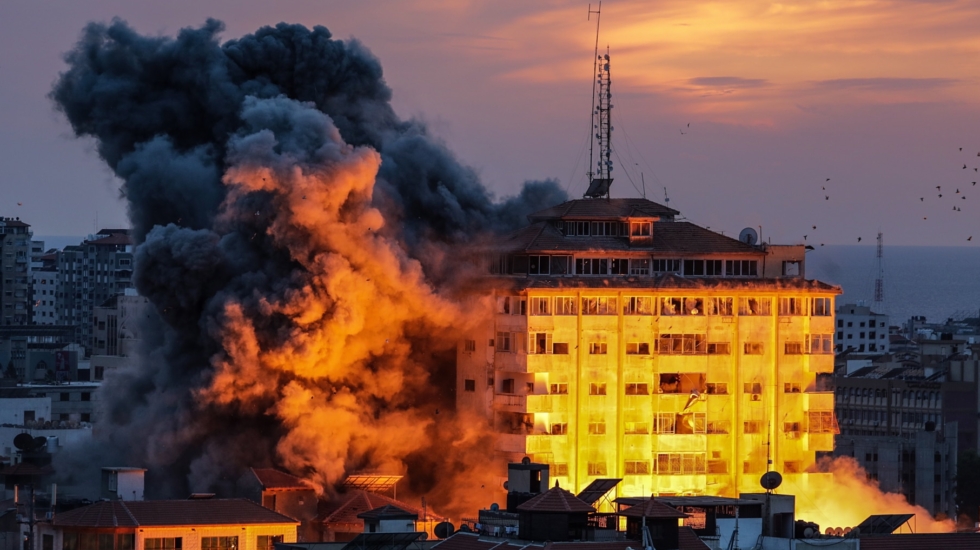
left=576, top=258, right=608, bottom=275
left=630, top=221, right=652, bottom=236
left=589, top=382, right=607, bottom=395
left=60, top=392, right=69, bottom=402
left=658, top=373, right=705, bottom=394
left=81, top=413, right=91, bottom=422
left=744, top=382, right=762, bottom=394
left=552, top=343, right=569, bottom=354
left=744, top=342, right=762, bottom=355
left=675, top=412, right=706, bottom=434
left=464, top=379, right=476, bottom=392
left=657, top=333, right=706, bottom=354
left=654, top=413, right=676, bottom=434
left=660, top=297, right=704, bottom=315
left=564, top=220, right=592, bottom=236
left=145, top=539, right=182, bottom=550
left=706, top=382, right=728, bottom=394
left=624, top=296, right=653, bottom=315
left=656, top=452, right=706, bottom=474
left=626, top=342, right=650, bottom=355
left=784, top=421, right=801, bottom=435
left=739, top=297, right=771, bottom=315
left=808, top=411, right=837, bottom=433
left=629, top=258, right=650, bottom=275
left=527, top=255, right=551, bottom=275
left=201, top=538, right=237, bottom=550
left=43, top=535, right=53, bottom=550
left=588, top=422, right=606, bottom=435
left=743, top=421, right=762, bottom=434
left=464, top=340, right=476, bottom=352
left=782, top=260, right=801, bottom=276
left=625, top=460, right=650, bottom=474
left=529, top=297, right=551, bottom=315
left=806, top=334, right=833, bottom=354
left=555, top=296, right=577, bottom=315
left=625, top=383, right=649, bottom=395
left=726, top=260, right=758, bottom=277
left=550, top=423, right=568, bottom=435
left=589, top=336, right=608, bottom=355
left=496, top=331, right=512, bottom=352
left=784, top=383, right=801, bottom=393
left=707, top=297, right=733, bottom=315
left=550, top=383, right=568, bottom=394
left=779, top=297, right=806, bottom=315
left=582, top=296, right=617, bottom=314
left=501, top=379, right=515, bottom=394
left=81, top=392, right=91, bottom=402
left=496, top=296, right=525, bottom=315
left=707, top=420, right=730, bottom=434
left=784, top=342, right=803, bottom=355
left=588, top=462, right=608, bottom=475
left=707, top=342, right=731, bottom=355
left=591, top=221, right=620, bottom=236
left=551, top=463, right=569, bottom=475
left=529, top=332, right=553, bottom=354
left=625, top=422, right=649, bottom=434
left=811, top=297, right=831, bottom=316
left=653, top=258, right=680, bottom=273
left=610, top=258, right=630, bottom=275
left=256, top=537, right=283, bottom=550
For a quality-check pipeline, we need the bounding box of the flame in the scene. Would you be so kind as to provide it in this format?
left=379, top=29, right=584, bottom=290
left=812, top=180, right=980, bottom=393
left=787, top=456, right=954, bottom=533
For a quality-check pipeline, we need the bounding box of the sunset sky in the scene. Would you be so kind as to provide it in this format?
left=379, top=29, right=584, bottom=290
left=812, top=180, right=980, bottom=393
left=3, top=0, right=980, bottom=245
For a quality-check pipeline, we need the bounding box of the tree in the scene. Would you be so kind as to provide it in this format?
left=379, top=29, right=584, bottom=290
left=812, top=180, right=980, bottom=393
left=955, top=450, right=980, bottom=527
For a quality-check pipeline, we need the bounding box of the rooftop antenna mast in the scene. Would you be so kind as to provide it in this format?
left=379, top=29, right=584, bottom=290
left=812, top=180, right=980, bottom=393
left=584, top=3, right=614, bottom=199
left=873, top=231, right=884, bottom=312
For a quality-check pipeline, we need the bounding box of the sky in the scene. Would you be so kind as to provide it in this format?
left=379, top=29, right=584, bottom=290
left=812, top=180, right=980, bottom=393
left=2, top=0, right=980, bottom=246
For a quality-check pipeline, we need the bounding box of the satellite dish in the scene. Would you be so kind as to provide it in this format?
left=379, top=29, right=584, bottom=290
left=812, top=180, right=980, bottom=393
left=33, top=436, right=48, bottom=450
left=13, top=433, right=34, bottom=451
left=739, top=227, right=759, bottom=245
left=458, top=525, right=472, bottom=533
left=490, top=503, right=500, bottom=511
left=502, top=481, right=509, bottom=491
left=521, top=456, right=531, bottom=465
left=418, top=533, right=428, bottom=541
left=760, top=471, right=783, bottom=491
left=434, top=522, right=455, bottom=539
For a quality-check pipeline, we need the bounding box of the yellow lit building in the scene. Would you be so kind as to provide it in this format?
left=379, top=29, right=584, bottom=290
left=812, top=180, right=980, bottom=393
left=458, top=198, right=840, bottom=500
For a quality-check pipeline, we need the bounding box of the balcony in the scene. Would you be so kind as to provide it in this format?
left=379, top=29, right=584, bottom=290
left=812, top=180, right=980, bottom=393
left=493, top=394, right=527, bottom=412
left=527, top=394, right=567, bottom=413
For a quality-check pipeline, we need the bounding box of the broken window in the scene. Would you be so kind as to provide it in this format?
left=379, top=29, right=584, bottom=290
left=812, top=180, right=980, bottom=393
left=624, top=422, right=649, bottom=434
left=808, top=410, right=838, bottom=433
left=654, top=413, right=676, bottom=433
left=657, top=334, right=707, bottom=354
left=463, top=340, right=476, bottom=352
left=707, top=420, right=730, bottom=434
left=529, top=333, right=553, bottom=355
left=707, top=297, right=733, bottom=315
left=744, top=342, right=762, bottom=355
left=624, top=296, right=653, bottom=315
left=626, top=342, right=650, bottom=355
left=625, top=383, right=649, bottom=395
left=660, top=297, right=704, bottom=315
left=501, top=379, right=515, bottom=394
left=726, top=260, right=758, bottom=277
left=554, top=296, right=577, bottom=315
left=528, top=256, right=551, bottom=275
left=625, top=461, right=650, bottom=474
left=550, top=423, right=568, bottom=435
left=551, top=463, right=569, bottom=475
left=576, top=258, right=608, bottom=275
left=784, top=382, right=801, bottom=393
left=610, top=258, right=630, bottom=274
left=658, top=373, right=706, bottom=394
left=782, top=260, right=801, bottom=276
left=744, top=382, right=762, bottom=394
left=552, top=343, right=569, bottom=354
left=739, top=297, right=771, bottom=315
left=464, top=379, right=476, bottom=392
left=529, top=297, right=551, bottom=315
left=707, top=342, right=731, bottom=355
left=655, top=453, right=706, bottom=475
left=743, top=421, right=762, bottom=434
left=589, top=335, right=608, bottom=354
left=588, top=462, right=608, bottom=476
left=550, top=256, right=571, bottom=275
left=652, top=259, right=681, bottom=273
left=676, top=412, right=707, bottom=434
left=582, top=296, right=617, bottom=314
left=706, top=383, right=728, bottom=395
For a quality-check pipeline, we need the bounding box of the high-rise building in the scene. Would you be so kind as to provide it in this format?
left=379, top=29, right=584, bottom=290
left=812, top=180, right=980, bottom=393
left=0, top=217, right=32, bottom=326
left=457, top=198, right=840, bottom=500
left=835, top=303, right=889, bottom=354
left=55, top=229, right=134, bottom=353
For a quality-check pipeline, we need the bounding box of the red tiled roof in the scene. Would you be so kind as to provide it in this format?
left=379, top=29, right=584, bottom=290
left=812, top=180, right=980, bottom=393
left=544, top=543, right=636, bottom=550
left=515, top=486, right=595, bottom=514
left=317, top=490, right=443, bottom=525
left=858, top=533, right=980, bottom=550
left=504, top=274, right=840, bottom=292
left=430, top=533, right=527, bottom=550
left=53, top=499, right=299, bottom=528
left=620, top=499, right=688, bottom=519
left=251, top=468, right=312, bottom=491
left=528, top=199, right=679, bottom=221
left=0, top=219, right=30, bottom=228
left=357, top=505, right=418, bottom=520
left=677, top=527, right=710, bottom=550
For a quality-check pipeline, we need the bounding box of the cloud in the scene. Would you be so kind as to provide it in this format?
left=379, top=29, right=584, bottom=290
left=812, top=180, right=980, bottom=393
left=688, top=76, right=769, bottom=89
left=810, top=77, right=959, bottom=91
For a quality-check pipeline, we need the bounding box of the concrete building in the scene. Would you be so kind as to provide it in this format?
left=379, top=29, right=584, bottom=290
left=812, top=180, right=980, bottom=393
left=0, top=325, right=80, bottom=382
left=31, top=263, right=58, bottom=325
left=55, top=229, right=134, bottom=353
left=0, top=218, right=32, bottom=326
left=457, top=198, right=840, bottom=500
left=92, top=289, right=149, bottom=357
left=835, top=303, right=889, bottom=354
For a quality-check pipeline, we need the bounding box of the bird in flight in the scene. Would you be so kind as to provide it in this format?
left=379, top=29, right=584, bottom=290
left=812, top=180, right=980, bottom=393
left=812, top=225, right=817, bottom=229
left=826, top=178, right=831, bottom=182
left=857, top=237, right=862, bottom=242
left=964, top=164, right=968, bottom=169
left=937, top=185, right=941, bottom=190
left=957, top=189, right=960, bottom=194
left=920, top=197, right=924, bottom=201
left=803, top=235, right=808, bottom=240
left=825, top=195, right=829, bottom=200
left=969, top=236, right=974, bottom=241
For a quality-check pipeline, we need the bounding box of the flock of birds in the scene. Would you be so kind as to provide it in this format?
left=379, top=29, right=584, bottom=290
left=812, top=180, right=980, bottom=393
left=805, top=148, right=978, bottom=246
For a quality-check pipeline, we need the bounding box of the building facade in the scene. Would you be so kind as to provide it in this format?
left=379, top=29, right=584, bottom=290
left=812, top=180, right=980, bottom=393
left=0, top=218, right=32, bottom=326
left=835, top=303, right=889, bottom=354
left=458, top=198, right=840, bottom=500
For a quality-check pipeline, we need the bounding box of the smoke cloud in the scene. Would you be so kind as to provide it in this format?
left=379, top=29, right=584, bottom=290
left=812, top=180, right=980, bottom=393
left=51, top=19, right=565, bottom=515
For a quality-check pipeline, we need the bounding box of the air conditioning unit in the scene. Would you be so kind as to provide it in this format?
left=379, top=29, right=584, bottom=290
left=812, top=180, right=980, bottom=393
left=751, top=394, right=761, bottom=402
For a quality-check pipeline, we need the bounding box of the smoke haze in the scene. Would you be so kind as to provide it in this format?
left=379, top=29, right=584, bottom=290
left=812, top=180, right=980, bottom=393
left=51, top=19, right=565, bottom=515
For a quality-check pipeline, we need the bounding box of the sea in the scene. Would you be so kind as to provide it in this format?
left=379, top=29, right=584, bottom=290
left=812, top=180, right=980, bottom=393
left=807, top=245, right=980, bottom=325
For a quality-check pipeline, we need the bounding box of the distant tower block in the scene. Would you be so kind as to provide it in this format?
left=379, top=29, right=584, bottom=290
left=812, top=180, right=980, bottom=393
left=873, top=232, right=884, bottom=311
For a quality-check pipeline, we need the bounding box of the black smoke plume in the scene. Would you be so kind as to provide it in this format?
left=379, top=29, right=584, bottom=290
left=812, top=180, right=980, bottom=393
left=50, top=19, right=565, bottom=512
